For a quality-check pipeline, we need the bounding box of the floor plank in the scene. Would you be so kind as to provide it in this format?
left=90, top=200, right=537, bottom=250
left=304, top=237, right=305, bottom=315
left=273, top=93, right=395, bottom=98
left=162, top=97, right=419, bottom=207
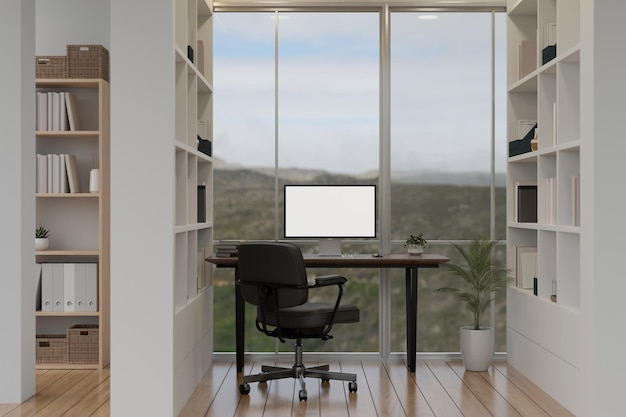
left=0, top=360, right=577, bottom=417
left=425, top=361, right=492, bottom=417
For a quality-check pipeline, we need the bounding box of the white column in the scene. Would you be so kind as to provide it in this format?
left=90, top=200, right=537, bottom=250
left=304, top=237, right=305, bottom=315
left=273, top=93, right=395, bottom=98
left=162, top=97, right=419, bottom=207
left=110, top=0, right=175, bottom=415
left=0, top=0, right=36, bottom=403
left=580, top=1, right=626, bottom=416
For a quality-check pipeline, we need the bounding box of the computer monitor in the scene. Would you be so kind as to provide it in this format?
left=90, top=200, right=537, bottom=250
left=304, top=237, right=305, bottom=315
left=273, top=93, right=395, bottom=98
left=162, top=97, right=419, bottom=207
left=283, top=184, right=377, bottom=256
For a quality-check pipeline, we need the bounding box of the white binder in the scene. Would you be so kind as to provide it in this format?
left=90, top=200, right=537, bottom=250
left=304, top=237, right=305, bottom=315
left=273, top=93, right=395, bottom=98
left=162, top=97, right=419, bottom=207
left=52, top=263, right=64, bottom=312
left=74, top=263, right=86, bottom=312
left=64, top=263, right=76, bottom=312
left=41, top=263, right=53, bottom=312
left=85, top=263, right=98, bottom=312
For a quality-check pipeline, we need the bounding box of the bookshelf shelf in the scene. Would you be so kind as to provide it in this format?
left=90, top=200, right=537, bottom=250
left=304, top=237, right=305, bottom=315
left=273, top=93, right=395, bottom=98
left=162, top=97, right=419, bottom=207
left=35, top=78, right=109, bottom=370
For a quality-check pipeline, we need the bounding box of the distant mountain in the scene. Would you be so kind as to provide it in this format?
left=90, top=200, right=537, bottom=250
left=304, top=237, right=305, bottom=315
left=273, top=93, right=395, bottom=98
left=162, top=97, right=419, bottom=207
left=213, top=157, right=505, bottom=187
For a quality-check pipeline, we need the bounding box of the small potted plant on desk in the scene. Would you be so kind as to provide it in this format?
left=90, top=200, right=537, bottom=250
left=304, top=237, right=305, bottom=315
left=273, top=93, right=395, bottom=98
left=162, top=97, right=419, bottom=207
left=35, top=225, right=50, bottom=251
left=434, top=236, right=512, bottom=371
left=404, top=233, right=427, bottom=254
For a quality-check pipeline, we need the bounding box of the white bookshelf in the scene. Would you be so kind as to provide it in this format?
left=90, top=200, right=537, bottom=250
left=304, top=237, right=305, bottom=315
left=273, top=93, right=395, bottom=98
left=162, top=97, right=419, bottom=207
left=173, top=0, right=214, bottom=411
left=506, top=0, right=582, bottom=413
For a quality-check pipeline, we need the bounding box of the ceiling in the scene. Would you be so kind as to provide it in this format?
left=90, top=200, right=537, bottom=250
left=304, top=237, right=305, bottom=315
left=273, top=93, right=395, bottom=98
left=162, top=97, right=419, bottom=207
left=213, top=0, right=507, bottom=11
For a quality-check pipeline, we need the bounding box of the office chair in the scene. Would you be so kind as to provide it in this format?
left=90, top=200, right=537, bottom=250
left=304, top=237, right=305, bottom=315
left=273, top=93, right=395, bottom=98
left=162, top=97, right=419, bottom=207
left=236, top=241, right=359, bottom=401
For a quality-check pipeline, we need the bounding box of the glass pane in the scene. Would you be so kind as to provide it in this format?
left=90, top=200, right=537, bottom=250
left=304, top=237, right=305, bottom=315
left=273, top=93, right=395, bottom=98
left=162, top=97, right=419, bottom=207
left=389, top=12, right=507, bottom=353
left=277, top=12, right=380, bottom=352
left=213, top=13, right=275, bottom=352
left=390, top=12, right=494, bottom=241
left=213, top=12, right=276, bottom=242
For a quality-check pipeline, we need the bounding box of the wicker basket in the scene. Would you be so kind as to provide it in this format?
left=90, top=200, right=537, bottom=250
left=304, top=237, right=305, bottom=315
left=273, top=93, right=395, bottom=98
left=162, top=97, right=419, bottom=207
left=67, top=45, right=109, bottom=81
left=36, top=335, right=67, bottom=364
left=35, top=56, right=68, bottom=79
left=67, top=324, right=99, bottom=364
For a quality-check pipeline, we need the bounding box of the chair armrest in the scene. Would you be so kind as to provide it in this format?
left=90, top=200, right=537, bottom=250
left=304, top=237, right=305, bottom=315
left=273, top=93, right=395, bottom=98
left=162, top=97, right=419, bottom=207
left=313, top=274, right=347, bottom=287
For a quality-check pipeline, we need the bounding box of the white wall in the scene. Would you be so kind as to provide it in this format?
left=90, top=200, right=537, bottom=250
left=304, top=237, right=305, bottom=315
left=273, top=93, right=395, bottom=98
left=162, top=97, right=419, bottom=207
left=35, top=0, right=109, bottom=55
left=580, top=2, right=626, bottom=416
left=0, top=0, right=36, bottom=403
left=110, top=0, right=176, bottom=415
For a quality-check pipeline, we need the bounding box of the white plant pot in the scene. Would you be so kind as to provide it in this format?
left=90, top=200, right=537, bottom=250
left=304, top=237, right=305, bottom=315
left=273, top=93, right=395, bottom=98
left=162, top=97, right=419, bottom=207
left=459, top=326, right=494, bottom=371
left=407, top=244, right=423, bottom=254
left=35, top=238, right=49, bottom=251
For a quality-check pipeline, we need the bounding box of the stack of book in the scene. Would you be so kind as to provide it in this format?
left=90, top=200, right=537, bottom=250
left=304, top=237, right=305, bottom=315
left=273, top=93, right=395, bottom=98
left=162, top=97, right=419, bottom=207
left=215, top=241, right=241, bottom=257
left=36, top=153, right=81, bottom=194
left=36, top=91, right=80, bottom=132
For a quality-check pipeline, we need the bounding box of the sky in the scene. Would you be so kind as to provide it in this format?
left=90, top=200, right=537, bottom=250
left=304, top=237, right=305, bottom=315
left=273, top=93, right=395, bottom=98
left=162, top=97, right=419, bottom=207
left=213, top=11, right=508, bottom=175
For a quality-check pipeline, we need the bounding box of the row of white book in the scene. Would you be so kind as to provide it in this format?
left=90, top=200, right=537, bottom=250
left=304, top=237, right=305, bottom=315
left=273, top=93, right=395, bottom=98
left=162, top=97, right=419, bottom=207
left=37, top=263, right=98, bottom=312
left=36, top=153, right=81, bottom=194
left=36, top=91, right=80, bottom=132
left=543, top=175, right=580, bottom=226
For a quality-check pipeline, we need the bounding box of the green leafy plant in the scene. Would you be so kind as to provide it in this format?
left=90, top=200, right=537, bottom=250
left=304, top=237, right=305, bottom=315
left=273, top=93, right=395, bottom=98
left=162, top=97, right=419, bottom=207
left=404, top=233, right=427, bottom=247
left=35, top=225, right=50, bottom=239
left=434, top=236, right=512, bottom=330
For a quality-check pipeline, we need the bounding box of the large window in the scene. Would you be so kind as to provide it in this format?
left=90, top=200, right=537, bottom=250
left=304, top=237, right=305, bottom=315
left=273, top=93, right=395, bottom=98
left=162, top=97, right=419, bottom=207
left=213, top=8, right=507, bottom=355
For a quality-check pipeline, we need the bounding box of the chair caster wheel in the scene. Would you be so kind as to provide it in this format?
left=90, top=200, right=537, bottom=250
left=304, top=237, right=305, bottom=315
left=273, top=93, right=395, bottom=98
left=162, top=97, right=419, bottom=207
left=348, top=381, right=358, bottom=393
left=239, top=383, right=250, bottom=395
left=299, top=389, right=308, bottom=401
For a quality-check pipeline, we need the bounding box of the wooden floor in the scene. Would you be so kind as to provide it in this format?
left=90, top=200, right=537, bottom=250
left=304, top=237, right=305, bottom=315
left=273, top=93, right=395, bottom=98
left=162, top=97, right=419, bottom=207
left=179, top=360, right=575, bottom=417
left=0, top=360, right=575, bottom=417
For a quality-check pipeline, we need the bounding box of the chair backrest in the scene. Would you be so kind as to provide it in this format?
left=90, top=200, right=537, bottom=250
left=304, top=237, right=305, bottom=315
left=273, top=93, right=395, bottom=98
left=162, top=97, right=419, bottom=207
left=237, top=241, right=309, bottom=308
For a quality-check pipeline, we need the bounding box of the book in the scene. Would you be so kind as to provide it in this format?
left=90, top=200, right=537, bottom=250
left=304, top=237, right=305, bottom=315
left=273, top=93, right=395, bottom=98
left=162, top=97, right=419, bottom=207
left=64, top=92, right=80, bottom=131
left=36, top=92, right=48, bottom=131
left=518, top=39, right=537, bottom=79
left=515, top=182, right=537, bottom=223
left=60, top=92, right=68, bottom=131
left=517, top=119, right=537, bottom=139
left=51, top=92, right=60, bottom=131
left=516, top=246, right=537, bottom=289
left=47, top=92, right=53, bottom=131
left=47, top=154, right=53, bottom=192
left=36, top=154, right=48, bottom=193
left=65, top=154, right=81, bottom=193
left=60, top=154, right=68, bottom=193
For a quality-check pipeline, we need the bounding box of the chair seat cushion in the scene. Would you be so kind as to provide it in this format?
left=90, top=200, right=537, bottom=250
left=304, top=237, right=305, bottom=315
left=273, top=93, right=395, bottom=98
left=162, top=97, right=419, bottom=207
left=258, top=302, right=360, bottom=330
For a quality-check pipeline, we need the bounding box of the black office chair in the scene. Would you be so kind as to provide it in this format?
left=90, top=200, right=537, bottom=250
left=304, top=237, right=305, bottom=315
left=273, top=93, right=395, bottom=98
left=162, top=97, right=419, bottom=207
left=236, top=241, right=359, bottom=401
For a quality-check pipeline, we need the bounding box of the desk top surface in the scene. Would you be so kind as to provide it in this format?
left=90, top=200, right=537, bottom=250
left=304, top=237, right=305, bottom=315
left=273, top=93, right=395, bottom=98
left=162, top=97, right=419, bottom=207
left=206, top=253, right=449, bottom=268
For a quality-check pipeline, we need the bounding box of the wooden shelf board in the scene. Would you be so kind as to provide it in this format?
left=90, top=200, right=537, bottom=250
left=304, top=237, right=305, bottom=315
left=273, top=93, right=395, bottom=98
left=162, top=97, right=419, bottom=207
left=36, top=250, right=99, bottom=256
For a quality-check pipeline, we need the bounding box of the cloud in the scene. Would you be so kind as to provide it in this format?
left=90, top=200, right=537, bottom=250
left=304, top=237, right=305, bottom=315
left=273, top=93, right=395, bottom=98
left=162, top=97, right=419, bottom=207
left=213, top=11, right=507, bottom=174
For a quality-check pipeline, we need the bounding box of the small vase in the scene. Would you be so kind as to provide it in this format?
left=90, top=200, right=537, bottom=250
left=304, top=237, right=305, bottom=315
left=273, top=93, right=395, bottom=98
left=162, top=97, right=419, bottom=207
left=89, top=169, right=99, bottom=193
left=35, top=238, right=49, bottom=251
left=407, top=244, right=423, bottom=255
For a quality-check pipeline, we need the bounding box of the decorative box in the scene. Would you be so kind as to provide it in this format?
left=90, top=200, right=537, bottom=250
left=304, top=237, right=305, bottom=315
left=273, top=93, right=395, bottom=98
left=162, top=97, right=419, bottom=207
left=67, top=324, right=99, bottom=364
left=35, top=56, right=68, bottom=79
left=67, top=45, right=109, bottom=81
left=36, top=335, right=67, bottom=364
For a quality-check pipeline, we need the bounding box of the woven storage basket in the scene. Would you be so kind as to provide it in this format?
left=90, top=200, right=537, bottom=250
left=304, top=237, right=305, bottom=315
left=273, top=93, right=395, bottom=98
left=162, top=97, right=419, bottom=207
left=67, top=324, right=99, bottom=364
left=36, top=335, right=67, bottom=364
left=67, top=45, right=109, bottom=81
left=35, top=56, right=68, bottom=79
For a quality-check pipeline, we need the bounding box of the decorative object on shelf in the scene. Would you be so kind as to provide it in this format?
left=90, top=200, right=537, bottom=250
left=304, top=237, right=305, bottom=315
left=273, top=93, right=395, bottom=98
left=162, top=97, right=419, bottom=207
left=509, top=123, right=537, bottom=157
left=35, top=225, right=50, bottom=251
left=434, top=237, right=512, bottom=371
left=197, top=134, right=212, bottom=156
left=89, top=169, right=99, bottom=193
left=67, top=44, right=109, bottom=81
left=404, top=233, right=427, bottom=255
left=35, top=56, right=68, bottom=79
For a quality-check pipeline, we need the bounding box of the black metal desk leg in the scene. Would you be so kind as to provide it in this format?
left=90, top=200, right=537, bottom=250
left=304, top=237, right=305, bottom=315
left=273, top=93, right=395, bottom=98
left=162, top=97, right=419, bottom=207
left=235, top=268, right=245, bottom=372
left=405, top=267, right=418, bottom=372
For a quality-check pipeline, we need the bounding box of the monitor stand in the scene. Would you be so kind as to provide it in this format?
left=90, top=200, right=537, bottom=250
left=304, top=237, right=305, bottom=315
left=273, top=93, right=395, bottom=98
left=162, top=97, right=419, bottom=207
left=318, top=238, right=342, bottom=257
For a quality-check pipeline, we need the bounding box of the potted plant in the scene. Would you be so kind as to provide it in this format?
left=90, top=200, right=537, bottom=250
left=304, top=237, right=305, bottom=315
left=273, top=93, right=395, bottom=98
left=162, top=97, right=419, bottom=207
left=434, top=236, right=512, bottom=371
left=404, top=233, right=427, bottom=254
left=35, top=225, right=50, bottom=251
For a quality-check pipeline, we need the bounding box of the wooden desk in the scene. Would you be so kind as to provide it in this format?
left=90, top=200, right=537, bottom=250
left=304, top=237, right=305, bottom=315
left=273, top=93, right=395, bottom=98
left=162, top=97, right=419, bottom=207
left=206, top=253, right=449, bottom=373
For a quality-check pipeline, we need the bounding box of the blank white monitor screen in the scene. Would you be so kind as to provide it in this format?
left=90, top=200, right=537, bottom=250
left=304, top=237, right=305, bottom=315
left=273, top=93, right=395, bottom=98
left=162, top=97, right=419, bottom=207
left=284, top=185, right=377, bottom=238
